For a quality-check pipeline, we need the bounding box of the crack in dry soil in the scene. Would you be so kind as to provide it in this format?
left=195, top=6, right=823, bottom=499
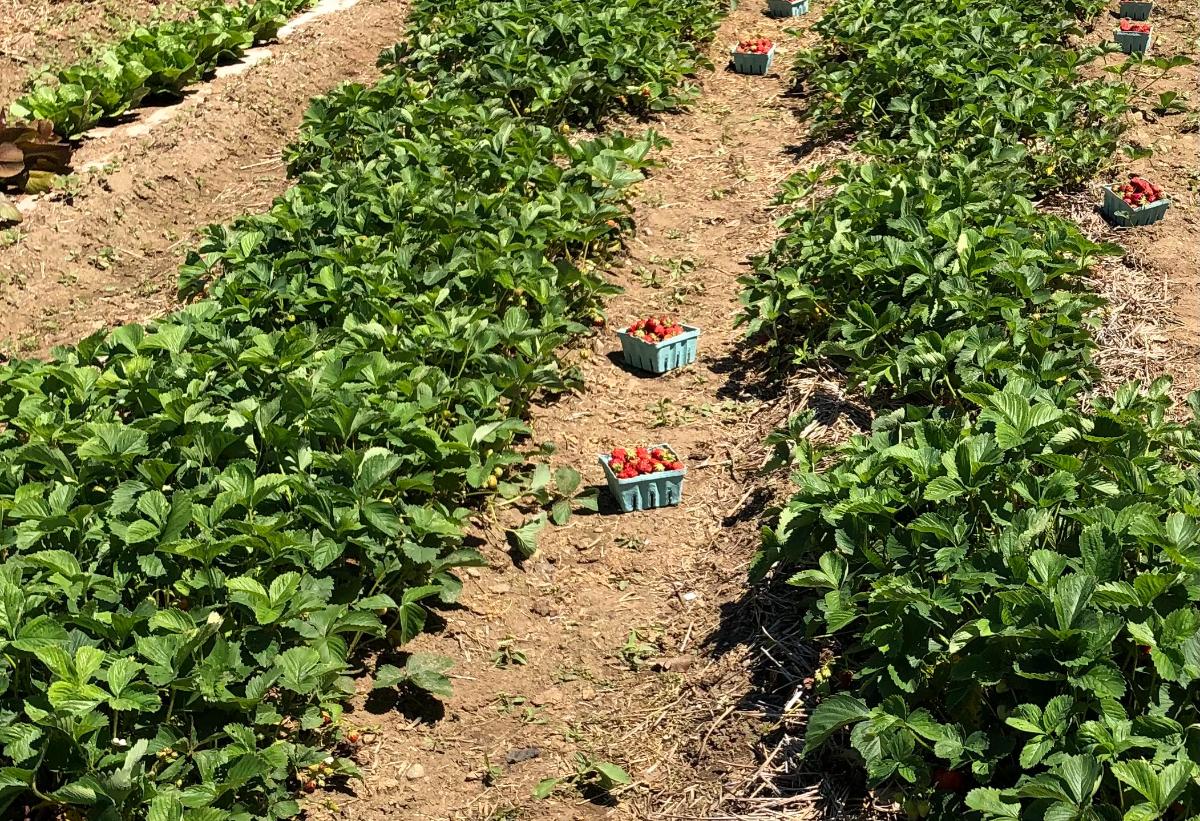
left=0, top=0, right=410, bottom=356
left=304, top=6, right=848, bottom=820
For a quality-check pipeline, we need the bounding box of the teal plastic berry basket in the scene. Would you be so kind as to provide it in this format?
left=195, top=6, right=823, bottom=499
left=617, top=324, right=700, bottom=374
left=1119, top=0, right=1152, bottom=19
left=767, top=0, right=808, bottom=17
left=1115, top=28, right=1151, bottom=53
left=599, top=446, right=687, bottom=513
left=731, top=45, right=775, bottom=75
left=1102, top=187, right=1170, bottom=227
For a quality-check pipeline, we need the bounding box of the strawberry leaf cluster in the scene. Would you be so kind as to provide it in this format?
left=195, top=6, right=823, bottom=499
left=796, top=0, right=1128, bottom=186
left=740, top=153, right=1111, bottom=404
left=759, top=379, right=1200, bottom=817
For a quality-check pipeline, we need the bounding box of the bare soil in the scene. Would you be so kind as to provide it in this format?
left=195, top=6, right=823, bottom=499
left=0, top=0, right=408, bottom=356
left=302, top=6, right=867, bottom=821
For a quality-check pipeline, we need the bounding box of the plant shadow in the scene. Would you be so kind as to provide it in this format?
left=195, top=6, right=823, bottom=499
left=577, top=482, right=635, bottom=517
left=700, top=573, right=885, bottom=819
left=604, top=349, right=699, bottom=379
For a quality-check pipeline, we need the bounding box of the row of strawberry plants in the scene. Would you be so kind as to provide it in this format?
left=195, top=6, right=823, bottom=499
left=8, top=0, right=313, bottom=139
left=739, top=153, right=1112, bottom=404
left=739, top=0, right=1200, bottom=817
left=740, top=0, right=1134, bottom=404
left=0, top=0, right=723, bottom=818
left=797, top=0, right=1127, bottom=187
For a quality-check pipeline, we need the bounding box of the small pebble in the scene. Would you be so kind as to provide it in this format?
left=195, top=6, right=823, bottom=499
left=506, top=747, right=541, bottom=765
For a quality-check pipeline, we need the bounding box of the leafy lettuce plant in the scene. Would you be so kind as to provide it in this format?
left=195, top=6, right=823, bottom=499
left=8, top=0, right=313, bottom=139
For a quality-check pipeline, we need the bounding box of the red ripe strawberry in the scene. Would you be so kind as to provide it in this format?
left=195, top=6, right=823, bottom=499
left=667, top=461, right=683, bottom=470
left=933, top=769, right=967, bottom=792
left=635, top=447, right=650, bottom=458
left=1120, top=19, right=1131, bottom=30
left=637, top=459, right=654, bottom=473
left=611, top=447, right=628, bottom=461
left=651, top=448, right=665, bottom=459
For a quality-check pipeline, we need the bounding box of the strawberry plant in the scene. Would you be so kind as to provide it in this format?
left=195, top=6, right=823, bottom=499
left=794, top=0, right=1130, bottom=186
left=757, top=379, right=1200, bottom=818
left=742, top=0, right=1200, bottom=813
left=284, top=0, right=724, bottom=172
left=739, top=155, right=1112, bottom=403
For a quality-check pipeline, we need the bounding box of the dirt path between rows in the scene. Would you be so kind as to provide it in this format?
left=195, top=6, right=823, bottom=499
left=1074, top=0, right=1200, bottom=397
left=0, top=0, right=408, bottom=356
left=309, top=6, right=852, bottom=821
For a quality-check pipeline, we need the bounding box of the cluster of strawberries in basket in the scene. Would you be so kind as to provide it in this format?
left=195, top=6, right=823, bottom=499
left=606, top=445, right=684, bottom=479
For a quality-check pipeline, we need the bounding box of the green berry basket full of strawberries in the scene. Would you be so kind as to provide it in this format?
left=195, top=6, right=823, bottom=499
left=599, top=445, right=687, bottom=513
left=731, top=36, right=775, bottom=74
left=1115, top=18, right=1152, bottom=53
left=617, top=315, right=700, bottom=374
left=1103, top=175, right=1169, bottom=226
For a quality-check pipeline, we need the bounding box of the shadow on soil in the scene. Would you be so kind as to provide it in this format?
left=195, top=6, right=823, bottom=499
left=604, top=349, right=671, bottom=378
left=699, top=571, right=885, bottom=819
left=681, top=344, right=887, bottom=819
